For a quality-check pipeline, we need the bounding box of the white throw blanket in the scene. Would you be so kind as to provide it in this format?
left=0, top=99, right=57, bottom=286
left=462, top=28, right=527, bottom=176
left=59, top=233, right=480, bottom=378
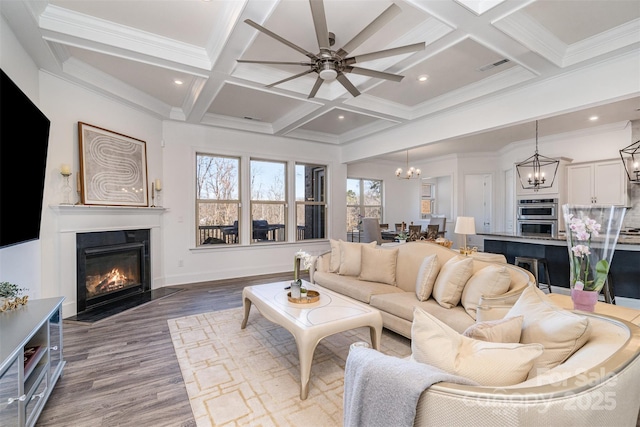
left=343, top=347, right=477, bottom=427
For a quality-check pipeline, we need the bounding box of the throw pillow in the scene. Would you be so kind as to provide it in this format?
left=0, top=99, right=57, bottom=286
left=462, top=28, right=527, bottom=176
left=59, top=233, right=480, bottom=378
left=461, top=264, right=512, bottom=319
left=411, top=308, right=543, bottom=386
left=329, top=239, right=341, bottom=273
left=415, top=254, right=440, bottom=301
left=338, top=241, right=376, bottom=276
left=431, top=256, right=474, bottom=308
left=359, top=245, right=399, bottom=285
left=462, top=316, right=524, bottom=343
left=506, top=285, right=592, bottom=378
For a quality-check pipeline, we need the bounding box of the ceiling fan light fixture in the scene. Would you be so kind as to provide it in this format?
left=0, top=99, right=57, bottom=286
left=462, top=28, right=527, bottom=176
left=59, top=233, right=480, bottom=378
left=318, top=61, right=338, bottom=81
left=319, top=68, right=338, bottom=81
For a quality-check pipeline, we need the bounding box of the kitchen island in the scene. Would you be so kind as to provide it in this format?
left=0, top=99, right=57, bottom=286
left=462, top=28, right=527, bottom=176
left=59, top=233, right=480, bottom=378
left=480, top=231, right=640, bottom=300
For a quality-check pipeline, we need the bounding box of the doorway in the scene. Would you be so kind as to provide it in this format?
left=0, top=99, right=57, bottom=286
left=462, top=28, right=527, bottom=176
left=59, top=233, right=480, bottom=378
left=463, top=174, right=493, bottom=250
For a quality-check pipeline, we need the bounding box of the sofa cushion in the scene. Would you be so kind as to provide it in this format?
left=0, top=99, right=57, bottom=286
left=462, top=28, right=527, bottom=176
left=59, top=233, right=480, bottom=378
left=338, top=241, right=376, bottom=276
left=329, top=239, right=341, bottom=272
left=415, top=254, right=440, bottom=301
left=411, top=307, right=544, bottom=386
left=432, top=256, right=474, bottom=308
left=369, top=293, right=475, bottom=333
left=314, top=272, right=404, bottom=304
left=461, top=264, right=512, bottom=320
left=462, top=316, right=524, bottom=343
left=359, top=245, right=399, bottom=286
left=506, top=285, right=592, bottom=378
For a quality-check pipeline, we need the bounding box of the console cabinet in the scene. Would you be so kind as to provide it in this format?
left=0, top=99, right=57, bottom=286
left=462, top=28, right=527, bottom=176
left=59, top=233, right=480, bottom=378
left=0, top=297, right=65, bottom=427
left=567, top=159, right=629, bottom=206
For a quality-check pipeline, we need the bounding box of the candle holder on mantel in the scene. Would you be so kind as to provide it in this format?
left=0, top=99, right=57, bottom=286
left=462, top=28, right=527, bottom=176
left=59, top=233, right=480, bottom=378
left=60, top=171, right=73, bottom=205
left=155, top=186, right=162, bottom=207
left=150, top=179, right=162, bottom=207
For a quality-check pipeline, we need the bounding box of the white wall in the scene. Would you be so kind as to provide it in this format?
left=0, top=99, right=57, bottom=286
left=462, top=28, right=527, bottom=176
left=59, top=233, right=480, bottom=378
left=160, top=121, right=344, bottom=286
left=0, top=15, right=43, bottom=295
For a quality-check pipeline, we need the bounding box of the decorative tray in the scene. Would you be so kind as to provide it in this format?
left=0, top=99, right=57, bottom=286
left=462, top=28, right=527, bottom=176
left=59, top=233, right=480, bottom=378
left=287, top=290, right=320, bottom=304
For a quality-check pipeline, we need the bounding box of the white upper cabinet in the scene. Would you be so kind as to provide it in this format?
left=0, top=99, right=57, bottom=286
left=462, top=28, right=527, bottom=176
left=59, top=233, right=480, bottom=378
left=567, top=159, right=629, bottom=206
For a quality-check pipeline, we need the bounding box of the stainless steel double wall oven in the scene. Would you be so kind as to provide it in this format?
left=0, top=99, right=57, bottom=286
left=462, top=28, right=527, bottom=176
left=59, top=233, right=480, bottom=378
left=516, top=198, right=558, bottom=237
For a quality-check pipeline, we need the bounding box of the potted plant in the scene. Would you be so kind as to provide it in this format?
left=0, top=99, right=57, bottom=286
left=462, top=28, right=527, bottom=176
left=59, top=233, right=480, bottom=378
left=0, top=281, right=28, bottom=312
left=396, top=231, right=408, bottom=243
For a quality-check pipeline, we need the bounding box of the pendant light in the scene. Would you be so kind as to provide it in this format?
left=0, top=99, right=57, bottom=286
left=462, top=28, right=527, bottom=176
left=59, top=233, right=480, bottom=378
left=395, top=150, right=421, bottom=180
left=619, top=139, right=640, bottom=183
left=515, top=120, right=559, bottom=191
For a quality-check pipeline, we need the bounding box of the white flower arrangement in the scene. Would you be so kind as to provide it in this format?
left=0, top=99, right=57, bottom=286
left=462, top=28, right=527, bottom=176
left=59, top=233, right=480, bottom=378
left=293, top=250, right=314, bottom=285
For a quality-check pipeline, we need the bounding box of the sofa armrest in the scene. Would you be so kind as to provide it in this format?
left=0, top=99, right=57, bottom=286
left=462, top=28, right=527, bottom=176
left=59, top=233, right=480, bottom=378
left=309, top=250, right=330, bottom=284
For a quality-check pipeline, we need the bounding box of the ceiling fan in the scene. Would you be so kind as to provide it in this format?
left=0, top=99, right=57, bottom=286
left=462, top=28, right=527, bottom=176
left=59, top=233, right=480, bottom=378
left=238, top=1, right=425, bottom=98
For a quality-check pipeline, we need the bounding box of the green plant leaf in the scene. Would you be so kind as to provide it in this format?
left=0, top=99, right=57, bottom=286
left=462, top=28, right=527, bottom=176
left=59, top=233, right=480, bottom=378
left=590, top=259, right=610, bottom=292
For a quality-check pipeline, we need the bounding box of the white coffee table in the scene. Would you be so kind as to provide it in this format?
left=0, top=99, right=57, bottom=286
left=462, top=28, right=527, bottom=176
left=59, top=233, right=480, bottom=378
left=241, top=280, right=383, bottom=399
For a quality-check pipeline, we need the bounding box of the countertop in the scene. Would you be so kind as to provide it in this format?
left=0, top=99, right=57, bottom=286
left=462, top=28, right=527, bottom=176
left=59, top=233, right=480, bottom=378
left=478, top=231, right=640, bottom=247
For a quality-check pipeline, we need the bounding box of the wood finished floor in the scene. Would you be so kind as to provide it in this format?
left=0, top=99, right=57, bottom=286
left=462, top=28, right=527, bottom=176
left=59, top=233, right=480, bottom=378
left=36, top=272, right=296, bottom=427
left=37, top=272, right=640, bottom=427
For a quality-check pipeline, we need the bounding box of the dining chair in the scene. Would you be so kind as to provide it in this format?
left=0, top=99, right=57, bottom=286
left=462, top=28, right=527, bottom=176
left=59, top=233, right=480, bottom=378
left=408, top=225, right=422, bottom=241
left=361, top=217, right=383, bottom=244
left=429, top=217, right=446, bottom=238
left=394, top=223, right=404, bottom=232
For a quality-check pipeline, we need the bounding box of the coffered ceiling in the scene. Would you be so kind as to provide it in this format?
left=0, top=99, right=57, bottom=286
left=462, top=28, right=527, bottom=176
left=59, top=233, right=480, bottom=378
left=2, top=0, right=639, bottom=162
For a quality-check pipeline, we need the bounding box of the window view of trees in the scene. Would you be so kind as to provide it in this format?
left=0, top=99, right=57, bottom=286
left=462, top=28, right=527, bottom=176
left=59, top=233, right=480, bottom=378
left=196, top=154, right=240, bottom=245
left=295, top=163, right=326, bottom=240
left=196, top=154, right=328, bottom=245
left=346, top=178, right=382, bottom=231
left=250, top=159, right=286, bottom=243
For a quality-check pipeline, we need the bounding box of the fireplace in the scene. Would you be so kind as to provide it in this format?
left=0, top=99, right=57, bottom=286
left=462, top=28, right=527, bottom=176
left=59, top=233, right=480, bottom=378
left=76, top=229, right=150, bottom=314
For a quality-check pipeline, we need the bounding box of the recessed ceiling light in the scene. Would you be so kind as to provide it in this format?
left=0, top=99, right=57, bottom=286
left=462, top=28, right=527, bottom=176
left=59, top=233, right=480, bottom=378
left=174, top=79, right=184, bottom=85
left=417, top=74, right=429, bottom=82
left=589, top=115, right=599, bottom=121
left=338, top=115, right=345, bottom=120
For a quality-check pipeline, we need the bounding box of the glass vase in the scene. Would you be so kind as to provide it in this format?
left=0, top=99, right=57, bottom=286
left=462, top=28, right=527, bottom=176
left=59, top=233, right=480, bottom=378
left=562, top=204, right=626, bottom=310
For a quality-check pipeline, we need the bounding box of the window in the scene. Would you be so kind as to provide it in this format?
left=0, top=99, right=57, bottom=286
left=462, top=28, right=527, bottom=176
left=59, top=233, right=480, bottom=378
left=346, top=178, right=382, bottom=232
left=295, top=163, right=326, bottom=240
left=250, top=159, right=286, bottom=243
left=196, top=154, right=240, bottom=246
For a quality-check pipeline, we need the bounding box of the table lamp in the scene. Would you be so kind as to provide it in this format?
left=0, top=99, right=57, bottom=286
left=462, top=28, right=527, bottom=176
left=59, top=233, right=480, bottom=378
left=454, top=216, right=476, bottom=256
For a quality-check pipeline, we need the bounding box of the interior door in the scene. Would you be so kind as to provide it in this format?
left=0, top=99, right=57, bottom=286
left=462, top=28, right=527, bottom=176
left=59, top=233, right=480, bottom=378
left=463, top=174, right=493, bottom=250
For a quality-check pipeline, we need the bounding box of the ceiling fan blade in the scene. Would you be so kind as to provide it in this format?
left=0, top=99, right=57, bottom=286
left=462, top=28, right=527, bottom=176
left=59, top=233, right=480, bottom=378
left=237, top=59, right=313, bottom=66
left=343, top=66, right=404, bottom=82
left=309, top=0, right=331, bottom=51
left=244, top=19, right=317, bottom=60
left=336, top=73, right=360, bottom=97
left=266, top=69, right=316, bottom=88
left=344, top=42, right=425, bottom=64
left=336, top=3, right=402, bottom=58
left=308, top=77, right=324, bottom=98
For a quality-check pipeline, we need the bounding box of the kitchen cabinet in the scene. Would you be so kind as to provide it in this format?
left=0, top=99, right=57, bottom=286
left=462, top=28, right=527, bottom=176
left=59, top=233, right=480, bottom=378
left=567, top=159, right=629, bottom=206
left=0, top=297, right=65, bottom=427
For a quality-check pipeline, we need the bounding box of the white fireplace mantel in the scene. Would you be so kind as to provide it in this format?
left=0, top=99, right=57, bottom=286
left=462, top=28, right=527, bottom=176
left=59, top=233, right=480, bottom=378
left=50, top=204, right=166, bottom=317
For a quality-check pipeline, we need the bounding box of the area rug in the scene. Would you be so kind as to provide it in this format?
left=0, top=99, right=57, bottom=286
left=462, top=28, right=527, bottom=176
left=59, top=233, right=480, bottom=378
left=168, top=307, right=411, bottom=427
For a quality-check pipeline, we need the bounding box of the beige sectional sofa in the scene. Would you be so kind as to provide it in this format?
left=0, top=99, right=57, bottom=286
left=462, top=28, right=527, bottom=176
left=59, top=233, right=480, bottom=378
left=312, top=240, right=640, bottom=425
left=310, top=240, right=534, bottom=338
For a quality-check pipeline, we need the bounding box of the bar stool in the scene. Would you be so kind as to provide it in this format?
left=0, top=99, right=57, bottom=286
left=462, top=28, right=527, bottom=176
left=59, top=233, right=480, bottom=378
left=514, top=256, right=552, bottom=293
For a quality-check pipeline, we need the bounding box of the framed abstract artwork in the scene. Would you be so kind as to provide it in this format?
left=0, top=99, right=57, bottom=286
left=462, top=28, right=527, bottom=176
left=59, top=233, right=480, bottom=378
left=78, top=122, right=149, bottom=206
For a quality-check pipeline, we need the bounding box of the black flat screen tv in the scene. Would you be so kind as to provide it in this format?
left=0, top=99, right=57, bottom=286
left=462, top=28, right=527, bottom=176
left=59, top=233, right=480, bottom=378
left=0, top=68, right=51, bottom=248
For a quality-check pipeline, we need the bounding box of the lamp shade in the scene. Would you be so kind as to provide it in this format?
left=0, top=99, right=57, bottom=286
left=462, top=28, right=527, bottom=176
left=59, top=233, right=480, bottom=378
left=454, top=217, right=476, bottom=235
